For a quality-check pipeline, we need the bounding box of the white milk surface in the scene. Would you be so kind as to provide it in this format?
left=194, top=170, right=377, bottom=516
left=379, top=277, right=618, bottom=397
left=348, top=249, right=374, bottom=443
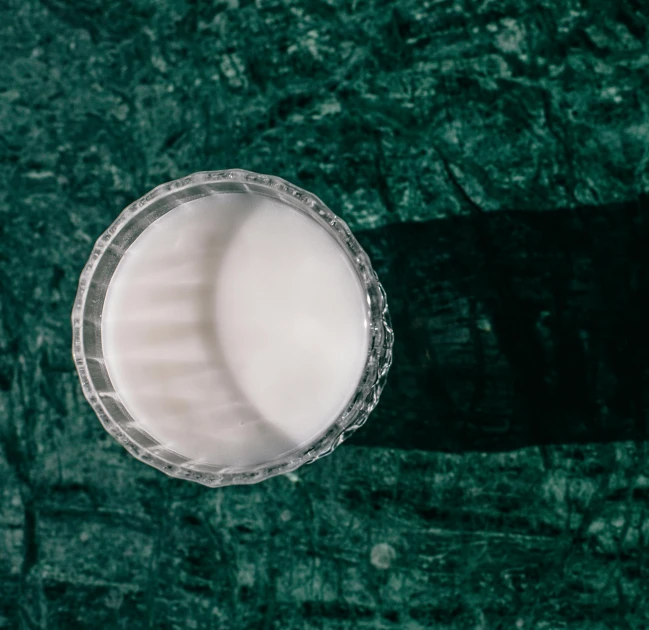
left=101, top=193, right=369, bottom=467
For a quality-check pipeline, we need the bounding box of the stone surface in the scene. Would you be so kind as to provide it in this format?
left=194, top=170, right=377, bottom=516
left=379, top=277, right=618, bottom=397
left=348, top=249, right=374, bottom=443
left=1, top=0, right=649, bottom=628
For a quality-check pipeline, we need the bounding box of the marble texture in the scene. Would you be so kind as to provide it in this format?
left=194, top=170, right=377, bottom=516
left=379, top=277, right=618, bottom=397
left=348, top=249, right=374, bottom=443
left=1, top=0, right=649, bottom=628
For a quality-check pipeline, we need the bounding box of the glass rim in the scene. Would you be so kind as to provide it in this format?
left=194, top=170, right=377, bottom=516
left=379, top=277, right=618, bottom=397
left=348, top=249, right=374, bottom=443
left=72, top=169, right=393, bottom=487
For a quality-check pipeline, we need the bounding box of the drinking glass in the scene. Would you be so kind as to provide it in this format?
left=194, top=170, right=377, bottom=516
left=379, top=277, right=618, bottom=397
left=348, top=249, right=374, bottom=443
left=72, top=170, right=393, bottom=486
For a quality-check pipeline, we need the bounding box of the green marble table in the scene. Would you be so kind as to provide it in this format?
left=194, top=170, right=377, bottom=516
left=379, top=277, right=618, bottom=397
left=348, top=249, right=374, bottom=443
left=1, top=0, right=649, bottom=628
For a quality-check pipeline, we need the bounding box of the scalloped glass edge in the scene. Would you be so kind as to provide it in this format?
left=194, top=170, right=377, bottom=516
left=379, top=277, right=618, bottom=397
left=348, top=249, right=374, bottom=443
left=72, top=169, right=393, bottom=487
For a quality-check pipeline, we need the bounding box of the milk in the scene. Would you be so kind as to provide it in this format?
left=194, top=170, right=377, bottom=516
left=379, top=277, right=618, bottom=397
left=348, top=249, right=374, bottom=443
left=101, top=193, right=369, bottom=467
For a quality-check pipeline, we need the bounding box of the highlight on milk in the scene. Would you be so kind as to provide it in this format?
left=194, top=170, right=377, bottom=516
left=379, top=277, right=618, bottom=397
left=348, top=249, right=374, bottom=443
left=72, top=170, right=392, bottom=486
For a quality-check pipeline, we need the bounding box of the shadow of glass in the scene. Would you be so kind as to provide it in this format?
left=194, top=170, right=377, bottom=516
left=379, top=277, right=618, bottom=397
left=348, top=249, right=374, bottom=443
left=349, top=194, right=649, bottom=452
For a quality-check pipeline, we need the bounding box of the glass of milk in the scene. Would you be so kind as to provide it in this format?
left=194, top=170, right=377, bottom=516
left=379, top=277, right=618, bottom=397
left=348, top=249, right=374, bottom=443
left=72, top=170, right=392, bottom=486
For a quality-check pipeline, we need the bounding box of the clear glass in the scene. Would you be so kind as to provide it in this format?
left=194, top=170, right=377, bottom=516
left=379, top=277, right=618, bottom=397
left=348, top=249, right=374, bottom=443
left=72, top=170, right=393, bottom=487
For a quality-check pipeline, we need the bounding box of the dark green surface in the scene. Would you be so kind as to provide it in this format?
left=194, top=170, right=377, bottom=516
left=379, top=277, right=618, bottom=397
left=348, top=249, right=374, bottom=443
left=2, top=0, right=649, bottom=628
